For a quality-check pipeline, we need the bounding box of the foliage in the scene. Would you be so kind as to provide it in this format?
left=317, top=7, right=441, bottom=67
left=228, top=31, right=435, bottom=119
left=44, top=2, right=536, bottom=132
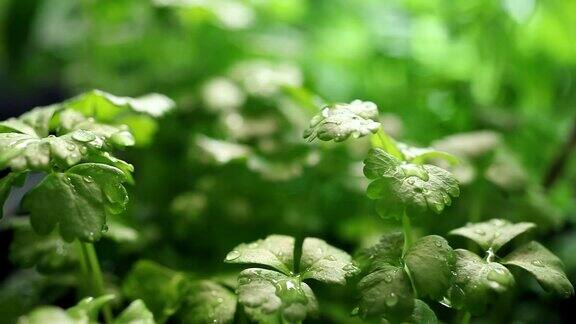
left=1, top=0, right=576, bottom=323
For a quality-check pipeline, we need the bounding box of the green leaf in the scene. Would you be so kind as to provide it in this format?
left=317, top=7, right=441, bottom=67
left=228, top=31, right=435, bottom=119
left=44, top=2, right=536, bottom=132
left=299, top=237, right=359, bottom=284
left=62, top=90, right=175, bottom=146
left=1, top=172, right=26, bottom=218
left=303, top=100, right=380, bottom=142
left=9, top=219, right=77, bottom=273
left=17, top=295, right=115, bottom=324
left=17, top=307, right=79, bottom=324
left=405, top=235, right=455, bottom=300
left=224, top=235, right=295, bottom=275
left=359, top=233, right=404, bottom=270
left=64, top=90, right=175, bottom=119
left=1, top=106, right=59, bottom=138
left=225, top=235, right=355, bottom=322
left=67, top=295, right=116, bottom=322
left=448, top=249, right=514, bottom=315
left=180, top=280, right=236, bottom=324
left=114, top=300, right=155, bottom=324
left=364, top=148, right=459, bottom=218
left=123, top=260, right=186, bottom=321
left=502, top=241, right=574, bottom=297
left=237, top=268, right=318, bottom=323
left=450, top=219, right=536, bottom=253
left=23, top=163, right=129, bottom=242
left=397, top=142, right=459, bottom=166
left=357, top=264, right=414, bottom=321
left=1, top=108, right=134, bottom=172
left=407, top=299, right=438, bottom=324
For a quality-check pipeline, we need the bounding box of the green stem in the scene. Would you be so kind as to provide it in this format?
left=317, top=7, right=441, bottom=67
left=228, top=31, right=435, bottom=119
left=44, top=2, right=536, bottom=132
left=76, top=241, right=91, bottom=296
left=373, top=128, right=403, bottom=158
left=401, top=211, right=413, bottom=257
left=80, top=243, right=113, bottom=323
left=401, top=211, right=419, bottom=297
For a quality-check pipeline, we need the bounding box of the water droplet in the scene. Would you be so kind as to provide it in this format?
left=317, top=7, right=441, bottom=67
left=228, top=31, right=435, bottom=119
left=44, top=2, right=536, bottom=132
left=216, top=297, right=224, bottom=304
left=80, top=147, right=88, bottom=155
left=83, top=176, right=94, bottom=183
left=474, top=229, right=485, bottom=235
left=531, top=260, right=545, bottom=267
left=434, top=241, right=443, bottom=248
left=225, top=250, right=241, bottom=261
left=102, top=224, right=109, bottom=233
left=384, top=274, right=392, bottom=283
left=66, top=143, right=76, bottom=151
left=325, top=255, right=336, bottom=261
left=72, top=130, right=96, bottom=142
left=350, top=307, right=359, bottom=316
left=385, top=293, right=398, bottom=307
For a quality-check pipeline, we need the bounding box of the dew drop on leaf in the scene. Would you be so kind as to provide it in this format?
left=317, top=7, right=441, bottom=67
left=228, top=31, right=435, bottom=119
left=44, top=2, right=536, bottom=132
left=72, top=130, right=96, bottom=142
left=385, top=293, right=398, bottom=307
left=474, top=229, right=485, bottom=235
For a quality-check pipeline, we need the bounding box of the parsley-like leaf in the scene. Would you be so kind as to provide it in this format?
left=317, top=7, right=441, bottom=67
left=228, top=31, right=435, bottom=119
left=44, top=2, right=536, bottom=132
left=364, top=148, right=459, bottom=218
left=1, top=108, right=134, bottom=172
left=225, top=235, right=356, bottom=323
left=23, top=163, right=129, bottom=242
left=62, top=90, right=175, bottom=146
left=502, top=241, right=574, bottom=297
left=299, top=237, right=359, bottom=284
left=447, top=249, right=514, bottom=315
left=357, top=233, right=453, bottom=321
left=357, top=264, right=414, bottom=321
left=237, top=268, right=318, bottom=323
left=405, top=235, right=456, bottom=300
left=450, top=219, right=536, bottom=253
left=303, top=100, right=380, bottom=142
left=180, top=280, right=236, bottom=324
left=224, top=235, right=295, bottom=274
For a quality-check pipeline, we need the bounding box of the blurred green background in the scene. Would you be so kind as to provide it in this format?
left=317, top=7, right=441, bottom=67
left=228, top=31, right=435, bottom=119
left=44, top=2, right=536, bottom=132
left=1, top=0, right=575, bottom=323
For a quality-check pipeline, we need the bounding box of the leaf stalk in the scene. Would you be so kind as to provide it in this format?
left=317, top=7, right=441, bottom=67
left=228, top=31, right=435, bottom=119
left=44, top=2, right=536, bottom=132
left=80, top=242, right=114, bottom=323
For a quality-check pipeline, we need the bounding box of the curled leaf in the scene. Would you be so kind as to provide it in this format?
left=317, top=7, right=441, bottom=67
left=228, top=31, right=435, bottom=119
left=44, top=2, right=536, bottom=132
left=303, top=100, right=380, bottom=142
